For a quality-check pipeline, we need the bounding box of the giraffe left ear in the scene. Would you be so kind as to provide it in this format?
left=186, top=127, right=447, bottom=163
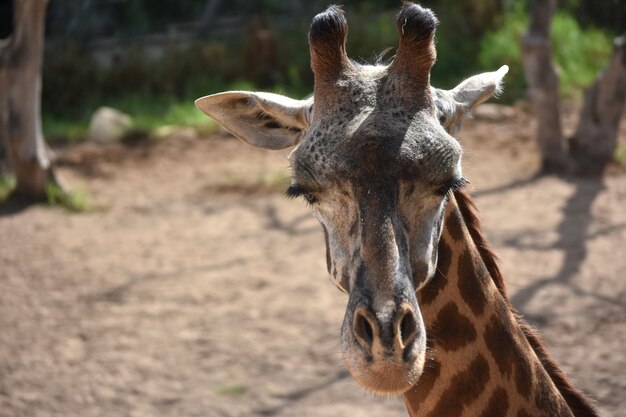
left=433, top=65, right=509, bottom=134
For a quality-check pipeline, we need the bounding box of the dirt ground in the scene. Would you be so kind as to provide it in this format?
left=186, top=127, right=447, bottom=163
left=1, top=108, right=625, bottom=417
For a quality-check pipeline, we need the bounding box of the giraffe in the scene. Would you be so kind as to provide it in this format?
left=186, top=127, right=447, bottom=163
left=195, top=3, right=599, bottom=416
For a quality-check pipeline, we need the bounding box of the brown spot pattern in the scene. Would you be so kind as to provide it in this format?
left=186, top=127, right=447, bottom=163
left=457, top=249, right=488, bottom=316
left=517, top=409, right=532, bottom=417
left=419, top=239, right=452, bottom=305
left=445, top=206, right=464, bottom=241
left=429, top=302, right=477, bottom=351
left=480, top=387, right=509, bottom=417
left=404, top=359, right=441, bottom=414
left=484, top=314, right=515, bottom=378
left=427, top=354, right=490, bottom=417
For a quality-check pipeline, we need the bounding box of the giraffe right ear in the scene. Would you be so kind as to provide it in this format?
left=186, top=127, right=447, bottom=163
left=195, top=92, right=313, bottom=150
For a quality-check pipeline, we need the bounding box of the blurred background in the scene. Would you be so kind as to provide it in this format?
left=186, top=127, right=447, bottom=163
left=1, top=1, right=625, bottom=417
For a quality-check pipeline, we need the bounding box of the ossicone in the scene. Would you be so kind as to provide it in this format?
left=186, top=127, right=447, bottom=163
left=308, top=5, right=353, bottom=84
left=391, top=2, right=439, bottom=86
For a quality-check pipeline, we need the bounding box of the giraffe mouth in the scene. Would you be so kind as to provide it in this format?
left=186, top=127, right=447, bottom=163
left=342, top=341, right=426, bottom=396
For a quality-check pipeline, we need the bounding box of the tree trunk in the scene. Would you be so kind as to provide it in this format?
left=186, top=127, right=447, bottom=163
left=0, top=0, right=58, bottom=199
left=521, top=0, right=570, bottom=172
left=570, top=34, right=626, bottom=174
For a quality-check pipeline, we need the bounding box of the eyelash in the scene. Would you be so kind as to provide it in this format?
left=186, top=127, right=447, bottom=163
left=286, top=185, right=318, bottom=205
left=436, top=177, right=469, bottom=196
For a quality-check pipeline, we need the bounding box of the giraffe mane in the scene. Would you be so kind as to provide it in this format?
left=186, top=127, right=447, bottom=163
left=453, top=189, right=600, bottom=417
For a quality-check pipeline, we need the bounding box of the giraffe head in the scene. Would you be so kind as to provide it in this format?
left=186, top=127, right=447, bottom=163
left=196, top=3, right=507, bottom=396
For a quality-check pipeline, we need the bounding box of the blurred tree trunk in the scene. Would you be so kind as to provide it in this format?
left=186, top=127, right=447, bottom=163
left=0, top=0, right=60, bottom=199
left=570, top=35, right=626, bottom=173
left=521, top=0, right=570, bottom=172
left=522, top=0, right=626, bottom=175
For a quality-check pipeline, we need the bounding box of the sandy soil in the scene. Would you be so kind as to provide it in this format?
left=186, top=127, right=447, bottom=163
left=1, top=108, right=625, bottom=417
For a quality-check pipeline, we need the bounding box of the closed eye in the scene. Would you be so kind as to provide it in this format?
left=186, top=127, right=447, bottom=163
left=436, top=177, right=469, bottom=196
left=286, top=185, right=318, bottom=205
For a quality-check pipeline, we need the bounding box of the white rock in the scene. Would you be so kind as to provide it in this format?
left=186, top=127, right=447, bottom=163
left=87, top=107, right=133, bottom=143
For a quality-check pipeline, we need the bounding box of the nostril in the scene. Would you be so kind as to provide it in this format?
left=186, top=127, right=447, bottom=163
left=354, top=311, right=375, bottom=349
left=399, top=310, right=418, bottom=348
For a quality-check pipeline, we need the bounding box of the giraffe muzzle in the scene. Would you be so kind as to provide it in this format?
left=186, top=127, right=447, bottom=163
left=342, top=299, right=426, bottom=395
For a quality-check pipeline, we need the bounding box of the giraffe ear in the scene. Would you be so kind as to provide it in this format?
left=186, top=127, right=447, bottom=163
left=195, top=92, right=313, bottom=149
left=433, top=65, right=509, bottom=134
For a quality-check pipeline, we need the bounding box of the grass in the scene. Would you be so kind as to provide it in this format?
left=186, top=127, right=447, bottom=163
left=45, top=182, right=94, bottom=212
left=0, top=176, right=94, bottom=212
left=614, top=146, right=626, bottom=166
left=215, top=384, right=247, bottom=397
left=0, top=176, right=16, bottom=202
left=43, top=115, right=90, bottom=144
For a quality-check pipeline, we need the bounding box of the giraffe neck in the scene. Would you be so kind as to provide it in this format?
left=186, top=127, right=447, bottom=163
left=403, top=192, right=589, bottom=417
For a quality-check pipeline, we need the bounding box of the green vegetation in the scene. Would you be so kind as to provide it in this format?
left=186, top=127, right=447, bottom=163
left=0, top=176, right=16, bottom=202
left=43, top=115, right=90, bottom=144
left=45, top=183, right=94, bottom=212
left=552, top=13, right=613, bottom=92
left=41, top=38, right=241, bottom=143
left=479, top=6, right=613, bottom=102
